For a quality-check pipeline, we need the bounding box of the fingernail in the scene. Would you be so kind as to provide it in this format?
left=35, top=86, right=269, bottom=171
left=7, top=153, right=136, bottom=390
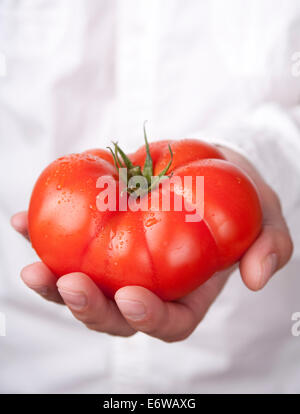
left=58, top=289, right=87, bottom=310
left=117, top=300, right=146, bottom=321
left=261, top=253, right=278, bottom=286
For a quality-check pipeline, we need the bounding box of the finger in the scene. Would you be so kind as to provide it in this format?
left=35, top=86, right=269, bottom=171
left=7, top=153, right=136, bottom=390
left=240, top=186, right=293, bottom=291
left=21, top=262, right=64, bottom=304
left=115, top=270, right=230, bottom=342
left=115, top=286, right=197, bottom=342
left=11, top=211, right=29, bottom=240
left=57, top=273, right=135, bottom=337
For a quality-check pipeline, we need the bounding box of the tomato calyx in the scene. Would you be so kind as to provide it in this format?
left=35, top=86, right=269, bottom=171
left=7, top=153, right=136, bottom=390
left=107, top=122, right=173, bottom=196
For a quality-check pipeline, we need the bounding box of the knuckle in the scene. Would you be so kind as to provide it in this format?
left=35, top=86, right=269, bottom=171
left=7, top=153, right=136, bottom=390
left=44, top=295, right=64, bottom=305
left=287, top=235, right=294, bottom=257
left=74, top=303, right=110, bottom=326
left=279, top=231, right=294, bottom=264
left=140, top=322, right=161, bottom=336
left=266, top=185, right=281, bottom=208
left=136, top=317, right=169, bottom=337
left=148, top=320, right=196, bottom=343
left=82, top=317, right=99, bottom=326
left=85, top=320, right=106, bottom=332
left=162, top=328, right=194, bottom=343
left=130, top=310, right=160, bottom=335
left=262, top=227, right=276, bottom=245
left=109, top=330, right=136, bottom=338
left=85, top=322, right=98, bottom=332
left=263, top=224, right=294, bottom=267
left=263, top=185, right=283, bottom=219
left=85, top=322, right=136, bottom=337
left=76, top=311, right=101, bottom=326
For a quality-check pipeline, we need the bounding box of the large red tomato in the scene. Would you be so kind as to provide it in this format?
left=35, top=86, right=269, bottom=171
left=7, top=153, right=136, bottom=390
left=28, top=134, right=262, bottom=301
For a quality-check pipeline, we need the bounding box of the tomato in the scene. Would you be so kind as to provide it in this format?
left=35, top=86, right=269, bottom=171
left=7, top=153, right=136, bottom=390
left=28, top=135, right=262, bottom=301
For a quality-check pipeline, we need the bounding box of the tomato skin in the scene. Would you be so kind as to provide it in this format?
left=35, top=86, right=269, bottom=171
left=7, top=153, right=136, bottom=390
left=28, top=153, right=116, bottom=276
left=173, top=159, right=262, bottom=269
left=28, top=140, right=262, bottom=301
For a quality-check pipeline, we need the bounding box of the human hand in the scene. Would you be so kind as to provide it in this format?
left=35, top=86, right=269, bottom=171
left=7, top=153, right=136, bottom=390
left=11, top=146, right=293, bottom=342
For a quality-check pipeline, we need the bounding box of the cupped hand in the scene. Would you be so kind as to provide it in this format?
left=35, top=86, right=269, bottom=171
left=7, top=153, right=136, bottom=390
left=11, top=147, right=293, bottom=342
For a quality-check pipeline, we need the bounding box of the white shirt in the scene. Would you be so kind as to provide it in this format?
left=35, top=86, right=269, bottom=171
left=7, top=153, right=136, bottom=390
left=0, top=0, right=300, bottom=393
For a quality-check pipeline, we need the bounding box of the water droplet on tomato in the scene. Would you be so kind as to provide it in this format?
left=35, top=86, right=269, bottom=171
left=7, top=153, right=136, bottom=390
left=145, top=216, right=160, bottom=227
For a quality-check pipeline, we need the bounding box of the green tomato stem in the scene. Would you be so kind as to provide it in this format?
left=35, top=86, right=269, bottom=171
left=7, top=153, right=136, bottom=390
left=107, top=123, right=173, bottom=196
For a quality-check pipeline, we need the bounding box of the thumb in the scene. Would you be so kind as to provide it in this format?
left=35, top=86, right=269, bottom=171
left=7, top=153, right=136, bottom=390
left=240, top=186, right=293, bottom=291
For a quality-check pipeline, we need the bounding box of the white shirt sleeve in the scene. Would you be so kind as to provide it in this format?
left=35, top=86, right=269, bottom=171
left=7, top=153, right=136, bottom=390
left=213, top=103, right=300, bottom=215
